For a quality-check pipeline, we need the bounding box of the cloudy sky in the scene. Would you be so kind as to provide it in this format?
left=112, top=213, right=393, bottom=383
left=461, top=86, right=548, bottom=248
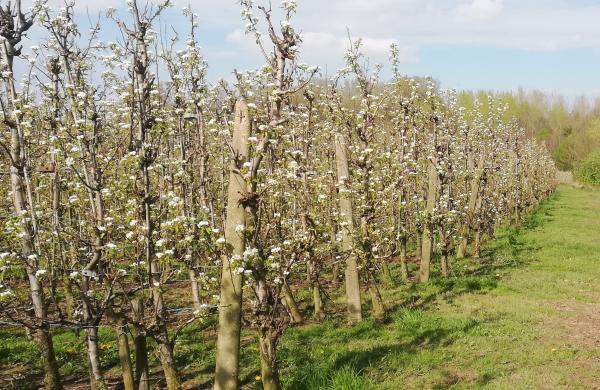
left=37, top=0, right=600, bottom=97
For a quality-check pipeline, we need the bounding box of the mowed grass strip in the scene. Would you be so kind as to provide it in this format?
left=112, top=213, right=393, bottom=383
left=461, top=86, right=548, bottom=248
left=279, top=185, right=600, bottom=389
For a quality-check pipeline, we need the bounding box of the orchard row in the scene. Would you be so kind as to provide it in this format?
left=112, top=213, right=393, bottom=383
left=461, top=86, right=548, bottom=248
left=0, top=1, right=555, bottom=389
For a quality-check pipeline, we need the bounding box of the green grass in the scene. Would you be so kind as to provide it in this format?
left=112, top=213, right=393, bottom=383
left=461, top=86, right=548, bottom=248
left=276, top=185, right=600, bottom=389
left=2, top=185, right=600, bottom=389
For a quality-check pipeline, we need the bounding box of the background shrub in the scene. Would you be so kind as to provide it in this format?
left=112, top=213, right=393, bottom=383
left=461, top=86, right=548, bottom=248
left=575, top=150, right=600, bottom=185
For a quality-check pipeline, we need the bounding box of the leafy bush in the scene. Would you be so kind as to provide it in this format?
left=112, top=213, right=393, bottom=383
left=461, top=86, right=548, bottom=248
left=575, top=150, right=600, bottom=185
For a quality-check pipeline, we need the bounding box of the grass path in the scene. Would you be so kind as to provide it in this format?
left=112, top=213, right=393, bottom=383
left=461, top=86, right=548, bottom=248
left=279, top=185, right=600, bottom=389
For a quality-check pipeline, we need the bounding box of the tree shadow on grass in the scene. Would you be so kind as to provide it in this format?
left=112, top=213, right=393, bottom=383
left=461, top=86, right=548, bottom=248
left=384, top=208, right=550, bottom=315
left=0, top=364, right=41, bottom=390
left=329, top=316, right=496, bottom=386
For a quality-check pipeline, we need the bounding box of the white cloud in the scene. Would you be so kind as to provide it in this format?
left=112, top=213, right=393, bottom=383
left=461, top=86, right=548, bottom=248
left=44, top=0, right=122, bottom=12
left=36, top=0, right=600, bottom=54
left=225, top=29, right=249, bottom=46
left=191, top=0, right=600, bottom=83
left=298, top=32, right=418, bottom=74
left=17, top=0, right=600, bottom=92
left=455, top=0, right=504, bottom=22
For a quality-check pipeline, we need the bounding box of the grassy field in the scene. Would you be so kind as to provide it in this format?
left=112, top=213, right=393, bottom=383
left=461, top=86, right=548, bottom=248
left=277, top=184, right=600, bottom=389
left=2, top=184, right=600, bottom=389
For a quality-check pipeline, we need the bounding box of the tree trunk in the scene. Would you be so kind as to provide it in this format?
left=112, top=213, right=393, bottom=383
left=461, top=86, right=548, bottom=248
left=458, top=157, right=484, bottom=258
left=86, top=326, right=108, bottom=390
left=399, top=237, right=409, bottom=282
left=308, top=261, right=325, bottom=321
left=214, top=100, right=251, bottom=390
left=420, top=229, right=433, bottom=282
left=441, top=252, right=449, bottom=277
left=148, top=199, right=181, bottom=389
left=473, top=229, right=482, bottom=259
left=115, top=320, right=135, bottom=390
left=258, top=330, right=282, bottom=390
left=81, top=254, right=107, bottom=390
left=7, top=79, right=62, bottom=389
left=513, top=206, right=521, bottom=226
left=312, top=283, right=325, bottom=321
left=419, top=162, right=438, bottom=283
left=457, top=236, right=468, bottom=259
left=367, top=272, right=385, bottom=322
left=14, top=158, right=62, bottom=390
left=331, top=261, right=339, bottom=285
left=132, top=300, right=149, bottom=390
left=281, top=281, right=303, bottom=324
left=415, top=232, right=422, bottom=260
left=189, top=268, right=202, bottom=310
left=38, top=324, right=62, bottom=390
left=158, top=343, right=181, bottom=390
left=381, top=261, right=394, bottom=287
left=334, top=133, right=362, bottom=323
left=329, top=170, right=340, bottom=287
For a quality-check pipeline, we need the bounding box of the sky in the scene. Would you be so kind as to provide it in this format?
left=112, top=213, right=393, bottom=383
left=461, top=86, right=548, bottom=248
left=29, top=0, right=600, bottom=98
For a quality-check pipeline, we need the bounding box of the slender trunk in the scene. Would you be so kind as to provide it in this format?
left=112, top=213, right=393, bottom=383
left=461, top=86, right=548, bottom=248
left=258, top=330, right=282, bottom=390
left=148, top=214, right=181, bottom=389
left=441, top=252, right=449, bottom=277
left=132, top=299, right=149, bottom=390
left=329, top=192, right=339, bottom=286
left=37, top=323, right=61, bottom=390
left=181, top=112, right=206, bottom=313
left=81, top=251, right=106, bottom=390
left=472, top=187, right=484, bottom=260
left=189, top=268, right=202, bottom=310
left=473, top=229, right=482, bottom=259
left=134, top=27, right=182, bottom=388
left=458, top=157, right=484, bottom=258
left=419, top=162, right=438, bottom=282
left=312, top=283, right=325, bottom=321
left=399, top=237, right=409, bottom=282
left=419, top=229, right=433, bottom=282
left=14, top=170, right=56, bottom=320
left=159, top=343, right=181, bottom=390
left=4, top=32, right=62, bottom=389
left=308, top=261, right=325, bottom=321
left=115, top=319, right=135, bottom=390
left=214, top=100, right=251, bottom=390
left=457, top=236, right=468, bottom=259
left=86, top=327, right=108, bottom=390
left=334, top=133, right=362, bottom=323
left=13, top=128, right=62, bottom=390
left=513, top=206, right=521, bottom=226
left=331, top=261, right=339, bottom=285
left=252, top=266, right=284, bottom=390
left=381, top=262, right=394, bottom=287
left=367, top=271, right=385, bottom=322
left=281, top=281, right=302, bottom=324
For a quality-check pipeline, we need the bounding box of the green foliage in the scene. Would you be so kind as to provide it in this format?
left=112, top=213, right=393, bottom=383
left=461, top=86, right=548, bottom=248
left=552, top=139, right=575, bottom=171
left=535, top=127, right=552, bottom=142
left=459, top=89, right=600, bottom=170
left=575, top=150, right=600, bottom=185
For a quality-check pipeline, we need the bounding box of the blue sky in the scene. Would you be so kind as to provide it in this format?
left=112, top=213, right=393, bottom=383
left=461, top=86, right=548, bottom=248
left=32, top=0, right=600, bottom=98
